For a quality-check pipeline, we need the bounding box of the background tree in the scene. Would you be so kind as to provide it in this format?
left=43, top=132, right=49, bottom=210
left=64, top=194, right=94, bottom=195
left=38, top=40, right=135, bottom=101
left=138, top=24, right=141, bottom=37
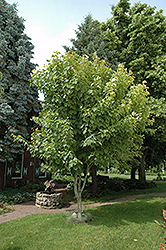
left=102, top=0, right=166, bottom=181
left=0, top=0, right=41, bottom=162
left=142, top=98, right=166, bottom=176
left=102, top=0, right=166, bottom=94
left=17, top=51, right=150, bottom=220
left=63, top=14, right=118, bottom=70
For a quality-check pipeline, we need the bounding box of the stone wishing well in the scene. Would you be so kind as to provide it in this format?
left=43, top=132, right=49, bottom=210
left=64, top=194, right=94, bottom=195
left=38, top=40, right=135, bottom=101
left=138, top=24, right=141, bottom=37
left=35, top=180, right=68, bottom=209
left=36, top=191, right=64, bottom=209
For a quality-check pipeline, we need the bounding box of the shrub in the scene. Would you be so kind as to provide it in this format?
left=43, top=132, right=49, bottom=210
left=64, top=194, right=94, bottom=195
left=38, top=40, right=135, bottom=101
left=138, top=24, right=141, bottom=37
left=0, top=182, right=44, bottom=204
left=0, top=191, right=36, bottom=204
left=13, top=180, right=27, bottom=189
left=0, top=203, right=11, bottom=215
left=82, top=176, right=157, bottom=198
left=19, top=182, right=45, bottom=193
left=123, top=179, right=157, bottom=190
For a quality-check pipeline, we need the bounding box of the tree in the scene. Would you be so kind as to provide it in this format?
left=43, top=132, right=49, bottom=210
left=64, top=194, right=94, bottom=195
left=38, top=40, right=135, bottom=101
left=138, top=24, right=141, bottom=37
left=141, top=97, right=166, bottom=173
left=16, top=51, right=150, bottom=221
left=63, top=14, right=118, bottom=70
left=102, top=0, right=166, bottom=94
left=102, top=0, right=166, bottom=181
left=0, top=0, right=41, bottom=162
left=63, top=14, right=119, bottom=192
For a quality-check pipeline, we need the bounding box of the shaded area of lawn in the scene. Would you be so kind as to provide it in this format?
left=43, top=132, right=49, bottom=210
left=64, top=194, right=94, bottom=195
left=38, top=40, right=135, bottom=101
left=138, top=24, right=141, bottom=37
left=0, top=196, right=165, bottom=250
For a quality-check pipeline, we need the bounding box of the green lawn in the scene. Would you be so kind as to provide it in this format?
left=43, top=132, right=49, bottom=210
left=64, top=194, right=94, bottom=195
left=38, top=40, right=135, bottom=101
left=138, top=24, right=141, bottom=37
left=101, top=172, right=164, bottom=181
left=0, top=196, right=165, bottom=250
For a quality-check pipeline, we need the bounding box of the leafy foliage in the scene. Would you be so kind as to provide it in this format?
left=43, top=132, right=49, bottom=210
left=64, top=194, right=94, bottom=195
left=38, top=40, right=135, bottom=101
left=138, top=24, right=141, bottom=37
left=143, top=97, right=166, bottom=168
left=82, top=176, right=157, bottom=198
left=16, top=51, right=150, bottom=220
left=0, top=182, right=44, bottom=204
left=102, top=0, right=166, bottom=176
left=0, top=203, right=11, bottom=215
left=0, top=190, right=35, bottom=204
left=103, top=0, right=166, bottom=97
left=29, top=52, right=150, bottom=169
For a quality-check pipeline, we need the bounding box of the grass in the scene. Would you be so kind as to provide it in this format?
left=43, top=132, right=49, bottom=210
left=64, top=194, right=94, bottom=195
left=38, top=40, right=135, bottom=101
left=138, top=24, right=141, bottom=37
left=100, top=172, right=166, bottom=182
left=0, top=196, right=165, bottom=250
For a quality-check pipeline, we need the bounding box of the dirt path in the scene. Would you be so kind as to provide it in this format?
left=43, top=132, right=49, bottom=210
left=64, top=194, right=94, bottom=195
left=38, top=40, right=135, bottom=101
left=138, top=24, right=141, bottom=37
left=0, top=192, right=166, bottom=224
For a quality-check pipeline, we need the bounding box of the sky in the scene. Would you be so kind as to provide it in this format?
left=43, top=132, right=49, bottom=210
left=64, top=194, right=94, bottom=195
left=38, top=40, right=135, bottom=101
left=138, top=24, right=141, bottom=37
left=7, top=0, right=166, bottom=69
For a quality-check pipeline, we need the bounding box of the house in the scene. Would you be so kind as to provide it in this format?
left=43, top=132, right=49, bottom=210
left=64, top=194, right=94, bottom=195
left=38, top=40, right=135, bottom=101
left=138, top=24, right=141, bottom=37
left=0, top=150, right=51, bottom=189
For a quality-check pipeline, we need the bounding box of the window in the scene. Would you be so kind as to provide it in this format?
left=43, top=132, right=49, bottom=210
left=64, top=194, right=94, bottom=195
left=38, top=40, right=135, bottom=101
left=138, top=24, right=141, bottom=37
left=10, top=154, right=24, bottom=179
left=35, top=160, right=50, bottom=179
left=39, top=160, right=47, bottom=178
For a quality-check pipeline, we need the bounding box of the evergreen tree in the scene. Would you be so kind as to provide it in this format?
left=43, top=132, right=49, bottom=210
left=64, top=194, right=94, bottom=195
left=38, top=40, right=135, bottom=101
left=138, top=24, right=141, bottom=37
left=102, top=0, right=166, bottom=181
left=0, top=0, right=41, bottom=162
left=63, top=14, right=118, bottom=70
left=0, top=71, right=3, bottom=93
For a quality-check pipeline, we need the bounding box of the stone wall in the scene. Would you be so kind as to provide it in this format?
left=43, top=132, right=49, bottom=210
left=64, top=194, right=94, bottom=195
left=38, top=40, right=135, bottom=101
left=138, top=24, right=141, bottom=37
left=35, top=192, right=64, bottom=209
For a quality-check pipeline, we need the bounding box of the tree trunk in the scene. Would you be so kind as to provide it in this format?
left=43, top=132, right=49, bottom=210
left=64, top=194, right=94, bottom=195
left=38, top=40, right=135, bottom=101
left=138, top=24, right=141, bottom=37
left=73, top=169, right=89, bottom=221
left=91, top=164, right=97, bottom=194
left=77, top=191, right=82, bottom=221
left=139, top=155, right=146, bottom=183
left=131, top=167, right=136, bottom=180
left=74, top=176, right=82, bottom=221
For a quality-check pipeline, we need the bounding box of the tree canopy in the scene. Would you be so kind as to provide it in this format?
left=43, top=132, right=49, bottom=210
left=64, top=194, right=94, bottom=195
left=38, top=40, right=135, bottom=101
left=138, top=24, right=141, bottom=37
left=17, top=51, right=150, bottom=220
left=101, top=0, right=166, bottom=178
left=102, top=0, right=166, bottom=97
left=0, top=0, right=41, bottom=162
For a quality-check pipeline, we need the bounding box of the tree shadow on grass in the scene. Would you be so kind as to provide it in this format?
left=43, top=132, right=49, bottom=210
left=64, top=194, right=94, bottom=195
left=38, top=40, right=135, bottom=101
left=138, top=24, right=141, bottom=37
left=85, top=196, right=166, bottom=228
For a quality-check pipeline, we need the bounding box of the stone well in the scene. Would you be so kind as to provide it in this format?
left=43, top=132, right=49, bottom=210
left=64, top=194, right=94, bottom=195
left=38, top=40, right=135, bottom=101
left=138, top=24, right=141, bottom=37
left=35, top=191, right=64, bottom=209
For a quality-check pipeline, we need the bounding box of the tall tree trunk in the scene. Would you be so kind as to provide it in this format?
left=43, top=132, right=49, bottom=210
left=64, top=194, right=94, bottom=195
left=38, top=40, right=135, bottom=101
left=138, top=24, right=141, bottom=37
left=139, top=154, right=146, bottom=183
left=131, top=166, right=136, bottom=180
left=91, top=164, right=97, bottom=194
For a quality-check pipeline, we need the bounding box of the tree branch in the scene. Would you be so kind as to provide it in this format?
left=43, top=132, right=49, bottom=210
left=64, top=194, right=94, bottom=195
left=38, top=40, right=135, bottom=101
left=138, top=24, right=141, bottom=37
left=81, top=165, right=90, bottom=193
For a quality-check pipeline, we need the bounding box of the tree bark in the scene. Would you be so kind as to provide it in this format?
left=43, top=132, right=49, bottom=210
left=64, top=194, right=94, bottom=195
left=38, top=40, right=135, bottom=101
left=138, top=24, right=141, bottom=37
left=77, top=191, right=82, bottom=221
left=139, top=154, right=146, bottom=183
left=91, top=164, right=97, bottom=194
left=73, top=168, right=89, bottom=221
left=74, top=175, right=82, bottom=221
left=131, top=166, right=136, bottom=180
